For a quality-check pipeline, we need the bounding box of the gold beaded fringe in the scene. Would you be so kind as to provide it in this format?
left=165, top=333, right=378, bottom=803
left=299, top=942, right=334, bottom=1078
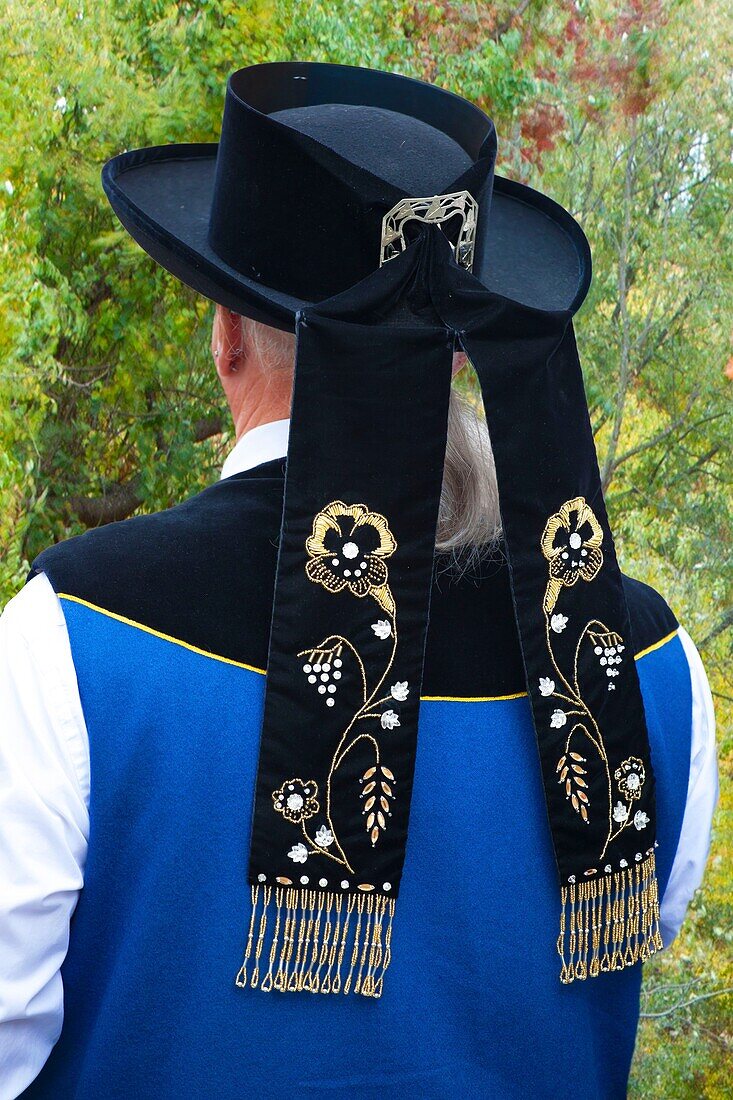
left=236, top=885, right=396, bottom=998
left=557, top=851, right=663, bottom=983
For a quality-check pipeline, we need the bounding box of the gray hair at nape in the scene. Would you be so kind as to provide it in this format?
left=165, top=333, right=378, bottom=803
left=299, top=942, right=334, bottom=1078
left=235, top=315, right=503, bottom=564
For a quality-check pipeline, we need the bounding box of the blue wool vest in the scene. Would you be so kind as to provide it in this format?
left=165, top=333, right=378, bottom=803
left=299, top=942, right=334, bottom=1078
left=23, top=461, right=691, bottom=1100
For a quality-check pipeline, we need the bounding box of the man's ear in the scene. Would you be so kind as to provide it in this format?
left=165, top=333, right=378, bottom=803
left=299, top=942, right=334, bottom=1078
left=212, top=306, right=244, bottom=377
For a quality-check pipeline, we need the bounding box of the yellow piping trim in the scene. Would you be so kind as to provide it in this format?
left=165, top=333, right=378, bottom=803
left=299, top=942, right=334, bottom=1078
left=422, top=628, right=679, bottom=701
left=57, top=593, right=267, bottom=676
left=421, top=690, right=528, bottom=703
left=57, top=594, right=679, bottom=700
left=633, top=627, right=679, bottom=662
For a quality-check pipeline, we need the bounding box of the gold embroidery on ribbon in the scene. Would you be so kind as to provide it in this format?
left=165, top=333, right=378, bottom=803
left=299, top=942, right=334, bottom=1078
left=541, top=496, right=603, bottom=615
left=539, top=496, right=652, bottom=858
left=305, top=501, right=396, bottom=615
left=269, top=501, right=400, bottom=874
left=541, top=498, right=661, bottom=981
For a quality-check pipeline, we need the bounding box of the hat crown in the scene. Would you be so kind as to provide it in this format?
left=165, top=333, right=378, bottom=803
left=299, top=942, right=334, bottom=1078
left=207, top=62, right=497, bottom=301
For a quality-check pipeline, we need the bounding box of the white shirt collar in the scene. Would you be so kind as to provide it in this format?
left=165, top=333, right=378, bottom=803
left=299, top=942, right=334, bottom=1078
left=220, top=418, right=290, bottom=480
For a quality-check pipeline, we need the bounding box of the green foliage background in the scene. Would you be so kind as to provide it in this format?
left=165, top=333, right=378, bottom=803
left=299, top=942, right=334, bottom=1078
left=0, top=1, right=730, bottom=1092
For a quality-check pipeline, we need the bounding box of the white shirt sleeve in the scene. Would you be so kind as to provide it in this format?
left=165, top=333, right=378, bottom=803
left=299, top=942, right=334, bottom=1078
left=0, top=573, right=89, bottom=1100
left=658, top=626, right=719, bottom=947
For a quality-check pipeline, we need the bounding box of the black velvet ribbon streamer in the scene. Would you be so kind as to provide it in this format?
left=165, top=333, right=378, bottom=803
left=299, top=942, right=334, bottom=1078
left=245, top=208, right=662, bottom=991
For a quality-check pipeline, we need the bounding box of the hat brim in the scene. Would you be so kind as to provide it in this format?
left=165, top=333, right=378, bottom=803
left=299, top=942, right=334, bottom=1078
left=102, top=143, right=591, bottom=330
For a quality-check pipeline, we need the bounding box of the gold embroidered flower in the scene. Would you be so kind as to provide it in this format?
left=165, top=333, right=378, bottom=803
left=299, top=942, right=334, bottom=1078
left=541, top=497, right=604, bottom=613
left=272, top=778, right=319, bottom=823
left=306, top=501, right=396, bottom=613
left=614, top=757, right=646, bottom=802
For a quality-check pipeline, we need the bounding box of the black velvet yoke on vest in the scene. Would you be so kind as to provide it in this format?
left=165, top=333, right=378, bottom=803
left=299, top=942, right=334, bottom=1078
left=31, top=459, right=677, bottom=698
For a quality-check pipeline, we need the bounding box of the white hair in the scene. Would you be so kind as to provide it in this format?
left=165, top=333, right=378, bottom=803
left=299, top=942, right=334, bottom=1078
left=236, top=315, right=502, bottom=560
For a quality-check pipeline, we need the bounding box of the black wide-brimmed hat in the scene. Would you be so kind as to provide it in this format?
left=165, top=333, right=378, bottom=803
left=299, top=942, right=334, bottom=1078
left=101, top=61, right=662, bottom=1000
left=102, top=61, right=590, bottom=328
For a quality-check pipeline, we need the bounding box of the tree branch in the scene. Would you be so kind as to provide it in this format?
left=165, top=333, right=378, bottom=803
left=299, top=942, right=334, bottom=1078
left=69, top=414, right=225, bottom=527
left=192, top=414, right=224, bottom=442
left=609, top=390, right=698, bottom=473
left=70, top=479, right=143, bottom=527
left=639, top=988, right=732, bottom=1020
left=600, top=119, right=638, bottom=491
left=700, top=607, right=733, bottom=649
left=493, top=0, right=532, bottom=38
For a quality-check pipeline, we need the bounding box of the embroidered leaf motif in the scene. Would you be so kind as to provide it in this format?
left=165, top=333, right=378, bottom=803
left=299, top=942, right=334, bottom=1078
left=557, top=750, right=590, bottom=824
left=360, top=763, right=396, bottom=847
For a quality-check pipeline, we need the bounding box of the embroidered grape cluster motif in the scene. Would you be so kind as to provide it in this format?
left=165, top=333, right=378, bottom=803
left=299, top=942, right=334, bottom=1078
left=589, top=629, right=625, bottom=691
left=300, top=643, right=344, bottom=708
